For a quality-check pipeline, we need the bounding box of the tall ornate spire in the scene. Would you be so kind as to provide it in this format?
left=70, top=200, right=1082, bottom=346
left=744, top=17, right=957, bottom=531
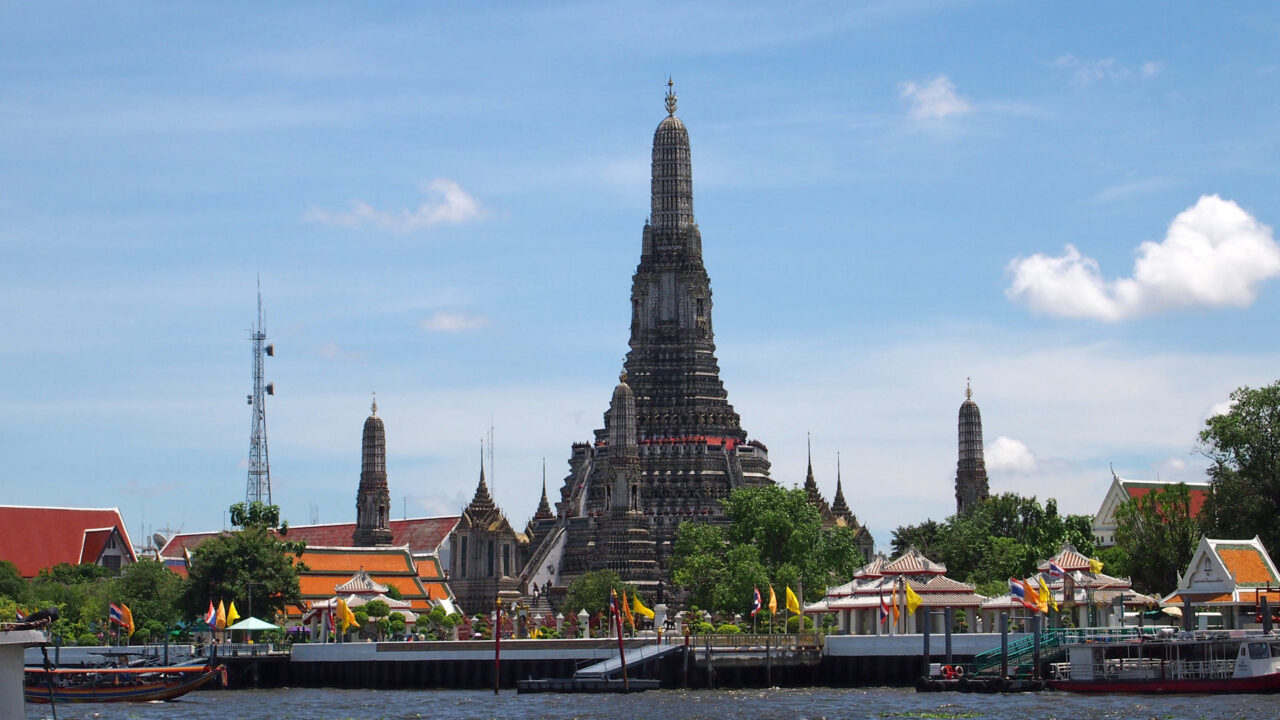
left=665, top=76, right=677, bottom=116
left=533, top=458, right=553, bottom=520
left=354, top=397, right=392, bottom=546
left=649, top=79, right=695, bottom=234
left=831, top=451, right=851, bottom=519
left=466, top=450, right=498, bottom=518
left=955, top=381, right=990, bottom=514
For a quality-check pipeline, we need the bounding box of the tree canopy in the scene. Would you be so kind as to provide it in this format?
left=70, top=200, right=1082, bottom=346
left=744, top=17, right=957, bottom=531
left=670, top=485, right=866, bottom=615
left=563, top=570, right=635, bottom=616
left=181, top=503, right=305, bottom=622
left=1113, top=482, right=1197, bottom=593
left=891, top=493, right=1095, bottom=586
left=1200, top=381, right=1280, bottom=555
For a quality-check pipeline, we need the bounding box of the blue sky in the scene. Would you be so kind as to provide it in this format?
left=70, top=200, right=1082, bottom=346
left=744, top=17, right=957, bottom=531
left=4, top=2, right=1280, bottom=553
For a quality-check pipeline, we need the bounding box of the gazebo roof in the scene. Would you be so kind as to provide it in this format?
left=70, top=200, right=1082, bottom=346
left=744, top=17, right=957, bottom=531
left=882, top=546, right=947, bottom=575
left=335, top=568, right=389, bottom=594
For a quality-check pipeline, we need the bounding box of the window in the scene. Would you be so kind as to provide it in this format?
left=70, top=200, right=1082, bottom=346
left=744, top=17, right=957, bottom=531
left=503, top=544, right=511, bottom=577
left=459, top=537, right=468, bottom=578
left=487, top=540, right=495, bottom=577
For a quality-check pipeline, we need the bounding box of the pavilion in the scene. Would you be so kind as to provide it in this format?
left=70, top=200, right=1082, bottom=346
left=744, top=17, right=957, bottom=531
left=1162, top=535, right=1280, bottom=630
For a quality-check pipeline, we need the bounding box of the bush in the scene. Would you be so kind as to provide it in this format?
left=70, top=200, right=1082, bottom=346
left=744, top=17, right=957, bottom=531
left=76, top=633, right=98, bottom=647
left=715, top=623, right=740, bottom=634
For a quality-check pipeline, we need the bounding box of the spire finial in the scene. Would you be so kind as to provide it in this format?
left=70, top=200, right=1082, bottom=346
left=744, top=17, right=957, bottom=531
left=620, top=369, right=628, bottom=384
left=371, top=391, right=377, bottom=416
left=965, top=377, right=972, bottom=400
left=665, top=76, right=677, bottom=116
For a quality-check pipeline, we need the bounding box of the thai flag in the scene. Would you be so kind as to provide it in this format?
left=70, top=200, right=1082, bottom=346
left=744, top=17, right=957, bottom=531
left=879, top=592, right=891, bottom=624
left=750, top=587, right=762, bottom=618
left=203, top=601, right=217, bottom=628
left=1009, top=578, right=1027, bottom=603
left=108, top=603, right=124, bottom=626
left=609, top=589, right=619, bottom=620
left=1047, top=561, right=1065, bottom=579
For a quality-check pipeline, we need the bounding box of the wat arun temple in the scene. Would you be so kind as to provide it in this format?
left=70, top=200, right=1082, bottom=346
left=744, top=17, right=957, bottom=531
left=449, top=83, right=874, bottom=612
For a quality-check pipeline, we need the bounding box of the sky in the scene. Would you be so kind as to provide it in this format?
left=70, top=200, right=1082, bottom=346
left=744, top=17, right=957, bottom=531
left=4, top=2, right=1280, bottom=556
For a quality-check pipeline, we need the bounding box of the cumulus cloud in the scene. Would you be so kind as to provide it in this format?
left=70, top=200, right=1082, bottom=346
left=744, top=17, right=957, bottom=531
left=419, top=311, right=489, bottom=332
left=1141, top=61, right=1165, bottom=78
left=1206, top=399, right=1235, bottom=420
left=986, top=436, right=1038, bottom=473
left=303, top=179, right=483, bottom=233
left=1006, top=195, right=1280, bottom=321
left=899, top=75, right=971, bottom=120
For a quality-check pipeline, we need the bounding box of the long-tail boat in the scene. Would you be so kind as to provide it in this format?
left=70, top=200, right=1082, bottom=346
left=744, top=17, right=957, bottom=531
left=25, top=664, right=223, bottom=703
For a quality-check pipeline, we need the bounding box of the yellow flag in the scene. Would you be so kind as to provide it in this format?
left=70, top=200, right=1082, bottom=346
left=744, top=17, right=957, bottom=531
left=226, top=600, right=241, bottom=626
left=633, top=593, right=655, bottom=620
left=905, top=581, right=923, bottom=616
left=785, top=586, right=801, bottom=615
left=120, top=603, right=136, bottom=636
left=1088, top=557, right=1104, bottom=574
left=337, top=598, right=360, bottom=629
left=1038, top=575, right=1058, bottom=612
left=768, top=585, right=778, bottom=614
left=216, top=599, right=227, bottom=629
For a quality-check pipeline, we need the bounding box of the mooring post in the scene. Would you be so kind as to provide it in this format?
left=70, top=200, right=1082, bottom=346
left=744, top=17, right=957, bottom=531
left=493, top=598, right=502, bottom=696
left=1183, top=596, right=1193, bottom=632
left=705, top=634, right=714, bottom=689
left=944, top=607, right=953, bottom=667
left=765, top=631, right=772, bottom=686
left=922, top=611, right=931, bottom=679
left=1000, top=611, right=1009, bottom=679
left=1264, top=597, right=1273, bottom=634
left=1032, top=614, right=1042, bottom=680
left=682, top=629, right=689, bottom=689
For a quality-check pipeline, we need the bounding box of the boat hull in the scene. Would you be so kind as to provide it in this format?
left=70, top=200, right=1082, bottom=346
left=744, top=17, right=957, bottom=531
left=24, top=667, right=220, bottom=703
left=1050, top=672, right=1280, bottom=694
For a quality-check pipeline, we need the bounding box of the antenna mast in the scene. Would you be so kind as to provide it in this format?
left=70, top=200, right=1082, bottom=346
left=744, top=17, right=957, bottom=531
left=246, top=279, right=275, bottom=506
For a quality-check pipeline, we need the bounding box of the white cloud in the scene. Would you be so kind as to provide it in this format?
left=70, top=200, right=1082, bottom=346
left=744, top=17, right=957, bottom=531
left=1141, top=61, right=1165, bottom=77
left=986, top=436, right=1038, bottom=473
left=899, top=75, right=971, bottom=120
left=419, top=311, right=489, bottom=332
left=1051, top=55, right=1164, bottom=85
left=303, top=179, right=483, bottom=233
left=1206, top=399, right=1235, bottom=420
left=1006, top=195, right=1280, bottom=321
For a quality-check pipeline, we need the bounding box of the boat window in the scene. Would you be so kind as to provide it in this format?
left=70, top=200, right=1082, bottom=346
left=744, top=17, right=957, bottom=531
left=1249, top=642, right=1270, bottom=660
left=1271, top=643, right=1280, bottom=657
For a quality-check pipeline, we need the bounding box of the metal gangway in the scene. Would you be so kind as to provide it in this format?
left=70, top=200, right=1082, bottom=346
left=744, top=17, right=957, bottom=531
left=574, top=642, right=683, bottom=679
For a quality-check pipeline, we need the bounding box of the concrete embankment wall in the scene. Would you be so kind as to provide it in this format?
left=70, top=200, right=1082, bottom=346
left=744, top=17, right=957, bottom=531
left=218, top=633, right=1026, bottom=690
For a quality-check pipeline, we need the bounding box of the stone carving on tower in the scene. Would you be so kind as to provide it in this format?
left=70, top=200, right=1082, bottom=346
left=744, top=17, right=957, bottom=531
left=955, top=381, right=991, bottom=514
left=354, top=395, right=393, bottom=546
left=524, top=81, right=774, bottom=599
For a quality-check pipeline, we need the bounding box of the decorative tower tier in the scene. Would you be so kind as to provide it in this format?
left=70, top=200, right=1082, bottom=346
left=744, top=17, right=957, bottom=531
left=354, top=396, right=392, bottom=546
left=531, top=82, right=773, bottom=599
left=955, top=381, right=990, bottom=514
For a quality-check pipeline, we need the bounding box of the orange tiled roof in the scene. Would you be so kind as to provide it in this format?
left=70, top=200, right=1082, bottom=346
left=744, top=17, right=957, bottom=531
left=1217, top=545, right=1279, bottom=587
left=300, top=549, right=415, bottom=573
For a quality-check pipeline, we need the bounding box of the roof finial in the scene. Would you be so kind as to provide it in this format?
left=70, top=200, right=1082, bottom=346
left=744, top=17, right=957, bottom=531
left=665, top=76, right=677, bottom=116
left=371, top=391, right=378, bottom=416
left=620, top=369, right=628, bottom=384
left=965, top=377, right=972, bottom=400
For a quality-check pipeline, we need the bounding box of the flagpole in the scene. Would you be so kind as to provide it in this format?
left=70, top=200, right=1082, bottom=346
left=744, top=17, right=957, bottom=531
left=612, top=590, right=630, bottom=693
left=493, top=597, right=501, bottom=696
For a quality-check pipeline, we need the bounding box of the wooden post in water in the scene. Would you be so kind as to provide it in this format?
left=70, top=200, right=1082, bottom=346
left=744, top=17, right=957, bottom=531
left=944, top=607, right=953, bottom=667
left=682, top=628, right=690, bottom=689
left=705, top=634, right=714, bottom=689
left=765, top=631, right=772, bottom=686
left=1264, top=596, right=1273, bottom=634
left=999, top=611, right=1009, bottom=679
left=493, top=598, right=501, bottom=696
left=1032, top=614, right=1042, bottom=680
left=921, top=610, right=931, bottom=680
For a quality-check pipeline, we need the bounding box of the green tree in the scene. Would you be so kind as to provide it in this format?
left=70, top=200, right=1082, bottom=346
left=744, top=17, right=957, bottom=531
left=363, top=599, right=390, bottom=619
left=115, top=559, right=185, bottom=630
left=181, top=504, right=305, bottom=622
left=563, top=570, right=635, bottom=616
left=1200, top=381, right=1280, bottom=554
left=0, top=561, right=25, bottom=601
left=1114, top=483, right=1198, bottom=593
left=891, top=520, right=944, bottom=559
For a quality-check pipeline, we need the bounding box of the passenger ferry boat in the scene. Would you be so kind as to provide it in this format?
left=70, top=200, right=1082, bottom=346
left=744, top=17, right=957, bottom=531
left=1049, top=627, right=1280, bottom=693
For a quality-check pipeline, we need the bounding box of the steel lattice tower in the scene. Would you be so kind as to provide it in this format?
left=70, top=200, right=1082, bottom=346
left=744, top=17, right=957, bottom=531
left=245, top=284, right=274, bottom=506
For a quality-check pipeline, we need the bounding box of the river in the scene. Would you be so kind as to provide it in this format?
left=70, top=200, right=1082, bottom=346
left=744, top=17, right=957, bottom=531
left=22, top=687, right=1270, bottom=720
